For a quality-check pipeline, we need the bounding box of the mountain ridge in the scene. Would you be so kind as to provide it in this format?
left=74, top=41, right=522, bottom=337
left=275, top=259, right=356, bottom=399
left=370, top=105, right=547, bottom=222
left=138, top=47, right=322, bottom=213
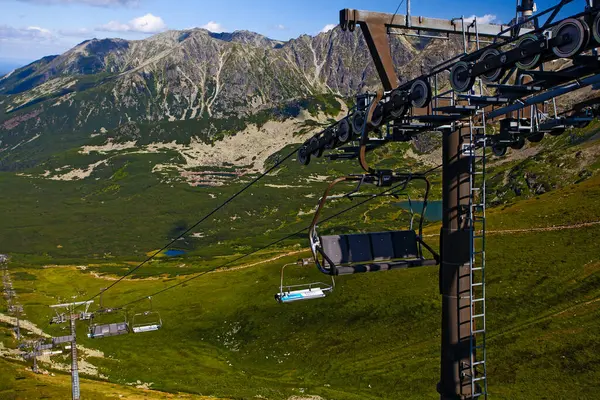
left=0, top=25, right=461, bottom=171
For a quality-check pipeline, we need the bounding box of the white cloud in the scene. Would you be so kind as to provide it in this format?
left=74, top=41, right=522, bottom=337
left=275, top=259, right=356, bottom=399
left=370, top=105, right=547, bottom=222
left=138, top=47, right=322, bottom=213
left=128, top=13, right=166, bottom=33
left=0, top=25, right=55, bottom=41
left=26, top=26, right=53, bottom=38
left=15, top=0, right=139, bottom=6
left=0, top=24, right=91, bottom=43
left=97, top=13, right=167, bottom=34
left=320, top=24, right=336, bottom=33
left=464, top=14, right=499, bottom=25
left=275, top=24, right=286, bottom=30
left=201, top=21, right=222, bottom=32
left=0, top=24, right=79, bottom=61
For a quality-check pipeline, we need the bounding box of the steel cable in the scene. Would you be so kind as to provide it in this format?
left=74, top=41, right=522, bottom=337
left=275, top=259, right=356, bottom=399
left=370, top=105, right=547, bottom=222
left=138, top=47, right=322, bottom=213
left=113, top=163, right=443, bottom=309
left=76, top=121, right=345, bottom=310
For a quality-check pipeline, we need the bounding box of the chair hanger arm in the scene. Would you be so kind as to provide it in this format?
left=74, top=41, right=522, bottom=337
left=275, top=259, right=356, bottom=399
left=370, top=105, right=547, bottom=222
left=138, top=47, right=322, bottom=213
left=416, top=236, right=440, bottom=264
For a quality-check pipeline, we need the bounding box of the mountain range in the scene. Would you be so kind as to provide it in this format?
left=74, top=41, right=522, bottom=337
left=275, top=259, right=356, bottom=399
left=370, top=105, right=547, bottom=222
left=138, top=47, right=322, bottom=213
left=0, top=26, right=461, bottom=171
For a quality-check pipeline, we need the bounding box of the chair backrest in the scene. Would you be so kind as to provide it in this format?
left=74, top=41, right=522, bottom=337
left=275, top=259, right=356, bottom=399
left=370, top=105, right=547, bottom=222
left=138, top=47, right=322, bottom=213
left=320, top=230, right=419, bottom=265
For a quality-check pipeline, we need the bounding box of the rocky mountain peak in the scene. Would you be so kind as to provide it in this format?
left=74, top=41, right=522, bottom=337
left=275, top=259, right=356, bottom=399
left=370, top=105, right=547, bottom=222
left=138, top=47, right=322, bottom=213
left=209, top=30, right=284, bottom=48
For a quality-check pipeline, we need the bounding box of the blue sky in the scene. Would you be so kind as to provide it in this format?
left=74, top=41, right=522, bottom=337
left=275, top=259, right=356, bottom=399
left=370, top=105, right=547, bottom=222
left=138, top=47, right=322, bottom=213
left=0, top=0, right=587, bottom=64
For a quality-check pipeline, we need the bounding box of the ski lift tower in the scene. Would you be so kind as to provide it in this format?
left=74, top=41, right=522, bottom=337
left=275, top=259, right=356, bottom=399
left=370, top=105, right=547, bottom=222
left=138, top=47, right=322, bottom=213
left=297, top=0, right=598, bottom=397
left=334, top=0, right=544, bottom=398
left=49, top=300, right=93, bottom=400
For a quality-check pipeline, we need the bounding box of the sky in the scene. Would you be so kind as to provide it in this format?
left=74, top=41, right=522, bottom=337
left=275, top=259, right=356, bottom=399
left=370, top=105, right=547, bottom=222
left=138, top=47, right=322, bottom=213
left=0, top=0, right=588, bottom=65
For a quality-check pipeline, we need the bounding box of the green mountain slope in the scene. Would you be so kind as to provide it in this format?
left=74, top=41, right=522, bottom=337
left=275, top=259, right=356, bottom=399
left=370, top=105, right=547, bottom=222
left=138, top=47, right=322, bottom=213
left=1, top=115, right=598, bottom=264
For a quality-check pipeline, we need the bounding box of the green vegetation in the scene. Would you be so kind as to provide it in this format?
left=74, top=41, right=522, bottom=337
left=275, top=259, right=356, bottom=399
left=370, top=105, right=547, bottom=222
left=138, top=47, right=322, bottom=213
left=0, top=129, right=432, bottom=262
left=0, top=92, right=343, bottom=172
left=0, top=101, right=598, bottom=399
left=0, top=356, right=219, bottom=399
left=0, top=171, right=598, bottom=400
left=486, top=120, right=600, bottom=205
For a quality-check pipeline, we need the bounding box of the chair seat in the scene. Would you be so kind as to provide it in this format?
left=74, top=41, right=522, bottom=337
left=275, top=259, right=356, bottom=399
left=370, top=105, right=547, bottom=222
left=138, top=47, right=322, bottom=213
left=132, top=324, right=161, bottom=333
left=316, top=230, right=438, bottom=275
left=275, top=288, right=327, bottom=303
left=334, top=258, right=438, bottom=275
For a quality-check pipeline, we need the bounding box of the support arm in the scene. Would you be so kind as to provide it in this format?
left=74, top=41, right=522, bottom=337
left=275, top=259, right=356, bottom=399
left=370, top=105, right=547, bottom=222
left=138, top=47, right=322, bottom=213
left=339, top=8, right=529, bottom=91
left=340, top=9, right=398, bottom=90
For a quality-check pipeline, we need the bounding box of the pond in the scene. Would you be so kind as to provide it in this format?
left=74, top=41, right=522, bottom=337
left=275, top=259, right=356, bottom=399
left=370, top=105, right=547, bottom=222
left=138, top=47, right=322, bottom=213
left=395, top=200, right=443, bottom=222
left=164, top=249, right=187, bottom=257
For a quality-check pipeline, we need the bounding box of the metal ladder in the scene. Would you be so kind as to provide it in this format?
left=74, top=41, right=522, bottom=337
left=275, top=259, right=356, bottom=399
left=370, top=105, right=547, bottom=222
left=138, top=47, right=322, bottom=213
left=467, top=93, right=489, bottom=400
left=467, top=17, right=488, bottom=399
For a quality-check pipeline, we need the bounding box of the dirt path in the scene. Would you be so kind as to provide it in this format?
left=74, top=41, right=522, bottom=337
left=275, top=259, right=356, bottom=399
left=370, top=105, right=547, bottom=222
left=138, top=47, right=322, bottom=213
left=39, top=221, right=600, bottom=284
left=488, top=295, right=600, bottom=341
left=487, top=220, right=600, bottom=234
left=423, top=220, right=600, bottom=237
left=0, top=313, right=50, bottom=338
left=77, top=249, right=310, bottom=282
left=211, top=249, right=309, bottom=273
left=88, top=270, right=162, bottom=281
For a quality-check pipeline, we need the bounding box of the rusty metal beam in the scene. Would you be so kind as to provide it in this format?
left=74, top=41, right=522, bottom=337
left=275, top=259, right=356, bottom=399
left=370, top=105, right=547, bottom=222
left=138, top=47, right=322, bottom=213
left=340, top=8, right=531, bottom=38
left=339, top=8, right=532, bottom=92
left=340, top=9, right=399, bottom=91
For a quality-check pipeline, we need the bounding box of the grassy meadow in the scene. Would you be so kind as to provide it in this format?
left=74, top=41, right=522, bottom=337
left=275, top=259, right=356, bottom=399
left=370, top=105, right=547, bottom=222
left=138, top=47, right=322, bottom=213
left=0, top=172, right=599, bottom=399
left=0, top=120, right=599, bottom=399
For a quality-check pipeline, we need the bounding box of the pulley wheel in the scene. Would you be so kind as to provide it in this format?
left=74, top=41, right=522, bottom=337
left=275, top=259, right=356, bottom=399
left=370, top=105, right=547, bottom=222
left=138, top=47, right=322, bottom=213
left=492, top=145, right=507, bottom=157
left=351, top=110, right=366, bottom=134
left=370, top=103, right=384, bottom=127
left=593, top=12, right=600, bottom=44
left=450, top=61, right=475, bottom=93
left=510, top=136, right=526, bottom=150
left=324, top=129, right=337, bottom=149
left=527, top=131, right=544, bottom=143
left=389, top=89, right=407, bottom=118
left=410, top=78, right=432, bottom=109
left=549, top=127, right=566, bottom=136
left=552, top=18, right=589, bottom=58
left=309, top=137, right=324, bottom=157
left=515, top=34, right=542, bottom=70
left=478, top=48, right=505, bottom=83
left=336, top=118, right=351, bottom=143
left=297, top=146, right=310, bottom=165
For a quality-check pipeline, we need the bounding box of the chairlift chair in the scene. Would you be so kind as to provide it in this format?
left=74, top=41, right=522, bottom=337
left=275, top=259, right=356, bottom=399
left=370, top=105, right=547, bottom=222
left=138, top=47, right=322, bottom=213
left=309, top=172, right=439, bottom=276
left=50, top=312, right=67, bottom=325
left=274, top=259, right=335, bottom=303
left=131, top=297, right=163, bottom=333
left=88, top=308, right=130, bottom=339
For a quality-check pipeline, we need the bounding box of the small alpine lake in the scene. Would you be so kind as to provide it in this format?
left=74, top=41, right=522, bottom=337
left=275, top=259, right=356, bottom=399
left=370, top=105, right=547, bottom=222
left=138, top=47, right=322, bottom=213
left=396, top=200, right=443, bottom=222
left=163, top=249, right=187, bottom=257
